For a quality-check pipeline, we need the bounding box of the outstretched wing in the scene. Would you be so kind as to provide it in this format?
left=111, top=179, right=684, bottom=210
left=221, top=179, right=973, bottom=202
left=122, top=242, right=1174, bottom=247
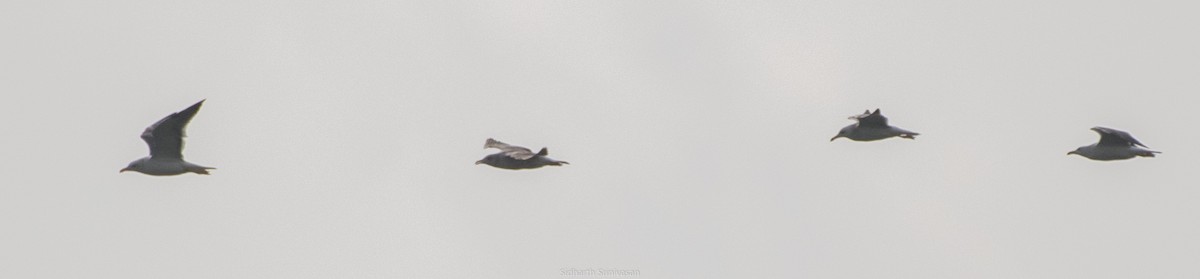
left=1091, top=126, right=1148, bottom=148
left=850, top=108, right=888, bottom=127
left=141, top=100, right=205, bottom=159
left=484, top=138, right=536, bottom=160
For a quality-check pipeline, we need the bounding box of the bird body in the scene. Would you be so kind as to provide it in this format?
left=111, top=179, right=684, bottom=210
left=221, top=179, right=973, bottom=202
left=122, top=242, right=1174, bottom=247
left=1068, top=144, right=1159, bottom=161
left=476, top=138, right=568, bottom=170
left=831, top=109, right=919, bottom=141
left=833, top=125, right=919, bottom=141
left=121, top=100, right=215, bottom=175
left=1069, top=127, right=1160, bottom=161
left=123, top=157, right=215, bottom=176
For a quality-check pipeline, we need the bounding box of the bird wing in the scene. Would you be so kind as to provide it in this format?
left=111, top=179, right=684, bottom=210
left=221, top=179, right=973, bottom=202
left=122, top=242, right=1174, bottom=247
left=140, top=100, right=205, bottom=159
left=484, top=138, right=536, bottom=160
left=851, top=108, right=888, bottom=127
left=1091, top=126, right=1148, bottom=147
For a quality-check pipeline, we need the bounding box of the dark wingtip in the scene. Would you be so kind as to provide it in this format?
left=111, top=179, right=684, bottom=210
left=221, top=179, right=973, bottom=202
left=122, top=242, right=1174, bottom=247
left=173, top=99, right=207, bottom=125
left=181, top=99, right=206, bottom=114
left=536, top=147, right=549, bottom=156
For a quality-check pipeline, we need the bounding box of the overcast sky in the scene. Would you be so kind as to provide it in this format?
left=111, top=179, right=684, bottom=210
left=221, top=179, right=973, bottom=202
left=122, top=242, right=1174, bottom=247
left=3, top=1, right=1200, bottom=278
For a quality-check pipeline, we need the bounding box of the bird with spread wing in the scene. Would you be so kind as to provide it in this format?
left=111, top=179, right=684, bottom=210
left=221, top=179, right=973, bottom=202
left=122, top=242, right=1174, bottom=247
left=830, top=109, right=920, bottom=142
left=121, top=100, right=215, bottom=175
left=476, top=138, right=568, bottom=170
left=1068, top=127, right=1160, bottom=161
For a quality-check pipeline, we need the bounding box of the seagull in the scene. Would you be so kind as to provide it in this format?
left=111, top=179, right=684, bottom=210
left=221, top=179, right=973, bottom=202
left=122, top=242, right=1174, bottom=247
left=830, top=109, right=919, bottom=142
left=1068, top=126, right=1160, bottom=161
left=120, top=100, right=215, bottom=175
left=475, top=138, right=568, bottom=170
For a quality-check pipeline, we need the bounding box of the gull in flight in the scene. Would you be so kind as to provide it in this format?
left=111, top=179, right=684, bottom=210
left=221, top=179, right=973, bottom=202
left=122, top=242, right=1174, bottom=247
left=831, top=109, right=919, bottom=142
left=476, top=138, right=568, bottom=170
left=121, top=100, right=215, bottom=175
left=1068, top=126, right=1160, bottom=161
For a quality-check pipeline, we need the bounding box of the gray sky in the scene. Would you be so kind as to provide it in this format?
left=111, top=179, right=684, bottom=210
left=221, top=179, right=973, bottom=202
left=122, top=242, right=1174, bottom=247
left=3, top=0, right=1199, bottom=278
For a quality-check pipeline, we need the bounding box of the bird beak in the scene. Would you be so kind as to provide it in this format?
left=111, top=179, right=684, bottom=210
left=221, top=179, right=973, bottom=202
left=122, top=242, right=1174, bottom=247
left=119, top=167, right=130, bottom=173
left=1066, top=151, right=1076, bottom=155
left=474, top=160, right=483, bottom=165
left=830, top=135, right=840, bottom=142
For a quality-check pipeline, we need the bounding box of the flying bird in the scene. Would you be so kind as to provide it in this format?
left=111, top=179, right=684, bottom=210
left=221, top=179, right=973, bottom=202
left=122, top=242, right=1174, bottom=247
left=120, top=100, right=215, bottom=175
left=830, top=109, right=919, bottom=142
left=1068, top=126, right=1160, bottom=161
left=476, top=138, right=568, bottom=170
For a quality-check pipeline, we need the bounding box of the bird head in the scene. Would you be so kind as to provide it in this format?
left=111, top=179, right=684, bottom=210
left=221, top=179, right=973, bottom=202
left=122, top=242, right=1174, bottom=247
left=830, top=126, right=852, bottom=141
left=120, top=157, right=149, bottom=173
left=1067, top=147, right=1083, bottom=156
left=475, top=156, right=494, bottom=166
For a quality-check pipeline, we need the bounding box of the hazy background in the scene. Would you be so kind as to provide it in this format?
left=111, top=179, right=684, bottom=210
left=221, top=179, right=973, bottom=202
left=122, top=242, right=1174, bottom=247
left=3, top=0, right=1199, bottom=278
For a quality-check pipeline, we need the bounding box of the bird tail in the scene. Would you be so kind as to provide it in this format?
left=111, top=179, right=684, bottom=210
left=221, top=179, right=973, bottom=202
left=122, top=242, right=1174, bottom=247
left=1138, top=150, right=1162, bottom=157
left=535, top=148, right=567, bottom=166
left=188, top=165, right=216, bottom=175
left=547, top=160, right=569, bottom=166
